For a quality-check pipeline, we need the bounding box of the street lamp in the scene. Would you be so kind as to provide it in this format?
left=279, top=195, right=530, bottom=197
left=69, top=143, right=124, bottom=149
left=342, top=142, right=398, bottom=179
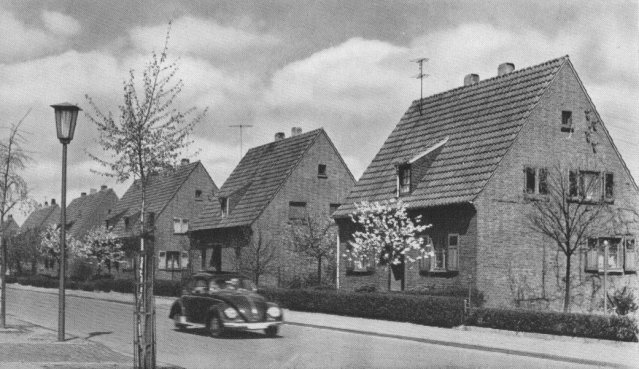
left=51, top=102, right=81, bottom=342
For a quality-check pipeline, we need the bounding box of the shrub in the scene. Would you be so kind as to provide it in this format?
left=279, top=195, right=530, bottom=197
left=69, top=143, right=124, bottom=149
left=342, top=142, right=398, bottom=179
left=69, top=259, right=95, bottom=282
left=112, top=279, right=134, bottom=294
left=607, top=286, right=638, bottom=316
left=154, top=279, right=182, bottom=297
left=466, top=308, right=638, bottom=342
left=260, top=288, right=465, bottom=328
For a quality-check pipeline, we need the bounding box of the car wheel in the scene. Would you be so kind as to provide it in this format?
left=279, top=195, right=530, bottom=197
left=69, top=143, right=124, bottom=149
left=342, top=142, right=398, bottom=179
left=207, top=314, right=224, bottom=338
left=264, top=325, right=279, bottom=337
left=174, top=319, right=187, bottom=331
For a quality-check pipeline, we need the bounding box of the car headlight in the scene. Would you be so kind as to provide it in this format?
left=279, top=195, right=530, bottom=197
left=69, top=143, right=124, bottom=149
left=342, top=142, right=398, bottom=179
left=267, top=306, right=281, bottom=318
left=223, top=307, right=238, bottom=319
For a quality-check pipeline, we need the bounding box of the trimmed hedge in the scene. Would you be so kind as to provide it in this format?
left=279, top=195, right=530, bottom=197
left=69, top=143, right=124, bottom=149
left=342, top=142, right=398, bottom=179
left=11, top=275, right=181, bottom=297
left=260, top=288, right=465, bottom=328
left=466, top=307, right=638, bottom=342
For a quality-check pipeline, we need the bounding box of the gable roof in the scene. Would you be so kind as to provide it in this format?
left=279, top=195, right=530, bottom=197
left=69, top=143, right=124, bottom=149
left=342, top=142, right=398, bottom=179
left=1, top=217, right=19, bottom=235
left=66, top=188, right=118, bottom=240
left=191, top=129, right=325, bottom=231
left=109, top=161, right=214, bottom=235
left=335, top=56, right=569, bottom=217
left=20, top=203, right=60, bottom=232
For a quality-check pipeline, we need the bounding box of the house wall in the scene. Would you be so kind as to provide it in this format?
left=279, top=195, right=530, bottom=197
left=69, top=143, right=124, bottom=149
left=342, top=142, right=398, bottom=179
left=154, top=163, right=217, bottom=280
left=83, top=190, right=119, bottom=238
left=475, top=63, right=639, bottom=310
left=249, top=132, right=355, bottom=287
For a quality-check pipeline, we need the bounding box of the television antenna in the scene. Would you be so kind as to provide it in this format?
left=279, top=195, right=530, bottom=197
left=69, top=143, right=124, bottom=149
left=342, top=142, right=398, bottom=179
left=229, top=124, right=253, bottom=158
left=411, top=58, right=429, bottom=115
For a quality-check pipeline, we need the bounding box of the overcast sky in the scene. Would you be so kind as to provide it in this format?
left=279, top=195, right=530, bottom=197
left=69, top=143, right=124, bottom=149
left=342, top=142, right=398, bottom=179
left=2, top=0, right=638, bottom=225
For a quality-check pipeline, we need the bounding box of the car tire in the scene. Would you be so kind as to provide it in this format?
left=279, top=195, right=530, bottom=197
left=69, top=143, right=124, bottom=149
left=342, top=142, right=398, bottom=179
left=207, top=314, right=224, bottom=338
left=264, top=325, right=279, bottom=337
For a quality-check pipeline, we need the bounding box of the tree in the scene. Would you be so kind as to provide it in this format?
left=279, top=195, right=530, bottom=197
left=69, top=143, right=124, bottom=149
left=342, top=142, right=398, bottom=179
left=37, top=223, right=84, bottom=269
left=0, top=111, right=32, bottom=328
left=234, top=227, right=278, bottom=286
left=347, top=199, right=431, bottom=290
left=84, top=23, right=205, bottom=368
left=527, top=165, right=611, bottom=312
left=82, top=226, right=124, bottom=275
left=7, top=227, right=40, bottom=275
left=290, top=212, right=335, bottom=286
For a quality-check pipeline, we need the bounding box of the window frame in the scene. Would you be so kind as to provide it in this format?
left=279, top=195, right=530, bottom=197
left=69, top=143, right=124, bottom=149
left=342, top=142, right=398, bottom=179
left=173, top=217, right=189, bottom=234
left=195, top=189, right=203, bottom=201
left=569, top=170, right=613, bottom=203
left=398, top=164, right=411, bottom=196
left=585, top=236, right=635, bottom=274
left=288, top=201, right=308, bottom=222
left=318, top=164, right=327, bottom=178
left=419, top=233, right=459, bottom=276
left=523, top=166, right=549, bottom=197
left=561, top=110, right=574, bottom=132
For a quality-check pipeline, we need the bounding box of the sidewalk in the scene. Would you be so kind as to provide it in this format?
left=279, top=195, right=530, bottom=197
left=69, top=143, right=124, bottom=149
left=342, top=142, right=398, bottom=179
left=6, top=284, right=639, bottom=368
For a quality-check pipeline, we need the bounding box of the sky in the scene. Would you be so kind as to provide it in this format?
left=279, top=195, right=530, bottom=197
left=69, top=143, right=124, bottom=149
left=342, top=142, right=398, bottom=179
left=2, top=0, right=638, bottom=225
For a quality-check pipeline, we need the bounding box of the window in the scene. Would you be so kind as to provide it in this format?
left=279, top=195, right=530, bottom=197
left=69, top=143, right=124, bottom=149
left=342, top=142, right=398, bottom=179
left=604, top=173, right=614, bottom=201
left=580, top=171, right=601, bottom=201
left=419, top=234, right=459, bottom=273
left=585, top=237, right=636, bottom=273
left=181, top=251, right=189, bottom=270
left=398, top=165, right=411, bottom=195
left=318, top=164, right=327, bottom=178
left=561, top=111, right=573, bottom=132
left=195, top=189, right=202, bottom=200
left=124, top=217, right=131, bottom=231
left=524, top=167, right=549, bottom=196
left=146, top=212, right=155, bottom=229
left=219, top=197, right=228, bottom=217
left=346, top=251, right=375, bottom=273
left=173, top=218, right=189, bottom=234
left=289, top=202, right=307, bottom=222
left=329, top=203, right=340, bottom=215
left=159, top=251, right=181, bottom=270
left=569, top=171, right=612, bottom=202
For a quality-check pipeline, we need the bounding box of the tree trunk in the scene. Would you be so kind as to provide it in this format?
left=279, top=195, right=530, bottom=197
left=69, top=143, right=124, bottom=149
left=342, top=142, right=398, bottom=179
left=317, top=256, right=322, bottom=286
left=563, top=253, right=572, bottom=313
left=1, top=234, right=7, bottom=328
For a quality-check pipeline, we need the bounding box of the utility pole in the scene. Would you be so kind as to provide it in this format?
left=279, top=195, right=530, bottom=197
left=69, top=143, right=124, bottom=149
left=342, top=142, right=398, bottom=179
left=411, top=58, right=429, bottom=115
left=229, top=125, right=253, bottom=158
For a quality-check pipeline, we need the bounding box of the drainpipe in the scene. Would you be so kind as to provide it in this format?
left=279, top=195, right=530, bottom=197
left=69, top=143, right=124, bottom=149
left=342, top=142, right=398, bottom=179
left=603, top=240, right=609, bottom=314
left=336, top=232, right=340, bottom=290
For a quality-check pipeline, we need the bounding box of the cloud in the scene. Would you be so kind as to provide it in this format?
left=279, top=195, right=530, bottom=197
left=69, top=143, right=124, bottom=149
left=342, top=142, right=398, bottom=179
left=42, top=10, right=81, bottom=37
left=128, top=16, right=280, bottom=57
left=0, top=8, right=65, bottom=62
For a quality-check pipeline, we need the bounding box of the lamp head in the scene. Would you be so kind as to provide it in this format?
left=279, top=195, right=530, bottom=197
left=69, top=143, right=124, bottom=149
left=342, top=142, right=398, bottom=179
left=51, top=102, right=81, bottom=144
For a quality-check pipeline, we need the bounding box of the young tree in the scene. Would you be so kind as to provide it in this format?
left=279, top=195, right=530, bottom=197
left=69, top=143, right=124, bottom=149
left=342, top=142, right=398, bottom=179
left=527, top=165, right=610, bottom=312
left=348, top=199, right=431, bottom=290
left=290, top=213, right=335, bottom=286
left=0, top=112, right=32, bottom=328
left=38, top=223, right=84, bottom=268
left=234, top=227, right=278, bottom=286
left=85, top=24, right=205, bottom=368
left=82, top=226, right=124, bottom=275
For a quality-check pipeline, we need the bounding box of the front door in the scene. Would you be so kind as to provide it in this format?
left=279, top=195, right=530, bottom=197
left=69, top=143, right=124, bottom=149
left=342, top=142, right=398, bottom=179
left=389, top=259, right=405, bottom=291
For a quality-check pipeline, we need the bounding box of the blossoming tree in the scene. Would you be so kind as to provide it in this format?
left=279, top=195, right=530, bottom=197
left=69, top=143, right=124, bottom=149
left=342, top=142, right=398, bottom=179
left=82, top=226, right=124, bottom=275
left=38, top=223, right=84, bottom=271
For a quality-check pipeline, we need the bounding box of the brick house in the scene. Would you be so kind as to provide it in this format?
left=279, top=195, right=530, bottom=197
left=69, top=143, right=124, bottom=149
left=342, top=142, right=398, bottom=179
left=333, top=56, right=639, bottom=310
left=66, top=185, right=118, bottom=241
left=18, top=200, right=60, bottom=273
left=107, top=160, right=218, bottom=280
left=190, top=128, right=355, bottom=286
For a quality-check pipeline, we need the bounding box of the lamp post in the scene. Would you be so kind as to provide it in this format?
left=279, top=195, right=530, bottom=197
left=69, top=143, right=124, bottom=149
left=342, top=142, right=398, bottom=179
left=51, top=102, right=80, bottom=342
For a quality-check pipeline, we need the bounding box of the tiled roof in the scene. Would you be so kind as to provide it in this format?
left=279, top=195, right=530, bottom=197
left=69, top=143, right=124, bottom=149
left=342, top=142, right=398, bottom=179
left=66, top=188, right=118, bottom=240
left=334, top=56, right=568, bottom=217
left=109, top=161, right=207, bottom=236
left=20, top=204, right=60, bottom=231
left=191, top=129, right=324, bottom=231
left=1, top=217, right=19, bottom=234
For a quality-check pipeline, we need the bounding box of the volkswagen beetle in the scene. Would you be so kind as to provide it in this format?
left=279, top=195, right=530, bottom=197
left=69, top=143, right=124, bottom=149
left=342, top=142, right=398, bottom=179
left=169, top=271, right=283, bottom=337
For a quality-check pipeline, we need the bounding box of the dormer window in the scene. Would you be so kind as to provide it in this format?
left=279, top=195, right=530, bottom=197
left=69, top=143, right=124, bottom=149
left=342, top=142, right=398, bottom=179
left=195, top=189, right=202, bottom=200
left=220, top=197, right=228, bottom=217
left=398, top=165, right=411, bottom=195
left=561, top=111, right=573, bottom=132
left=318, top=164, right=327, bottom=178
left=124, top=217, right=131, bottom=231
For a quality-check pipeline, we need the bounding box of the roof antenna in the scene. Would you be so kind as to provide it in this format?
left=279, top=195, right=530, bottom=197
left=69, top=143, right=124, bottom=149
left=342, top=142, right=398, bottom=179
left=411, top=58, right=429, bottom=115
left=229, top=124, right=253, bottom=158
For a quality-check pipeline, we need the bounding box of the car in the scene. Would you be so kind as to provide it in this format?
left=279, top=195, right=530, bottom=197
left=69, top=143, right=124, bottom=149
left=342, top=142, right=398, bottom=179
left=169, top=271, right=283, bottom=337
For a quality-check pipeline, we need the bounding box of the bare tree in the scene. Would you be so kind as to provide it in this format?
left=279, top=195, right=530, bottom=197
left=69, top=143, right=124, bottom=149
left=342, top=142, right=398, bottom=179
left=527, top=165, right=610, bottom=312
left=0, top=112, right=32, bottom=328
left=85, top=23, right=205, bottom=368
left=290, top=213, right=335, bottom=286
left=234, top=227, right=278, bottom=286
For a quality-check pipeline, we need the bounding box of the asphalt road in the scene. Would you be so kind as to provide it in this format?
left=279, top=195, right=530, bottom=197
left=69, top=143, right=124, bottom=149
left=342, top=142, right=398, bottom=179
left=5, top=287, right=612, bottom=369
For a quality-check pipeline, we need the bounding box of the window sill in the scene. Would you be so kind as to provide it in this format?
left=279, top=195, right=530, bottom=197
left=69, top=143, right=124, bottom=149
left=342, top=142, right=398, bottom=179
left=419, top=270, right=459, bottom=278
left=585, top=269, right=626, bottom=275
left=317, top=175, right=328, bottom=179
left=345, top=269, right=376, bottom=276
left=560, top=126, right=574, bottom=133
left=567, top=197, right=614, bottom=205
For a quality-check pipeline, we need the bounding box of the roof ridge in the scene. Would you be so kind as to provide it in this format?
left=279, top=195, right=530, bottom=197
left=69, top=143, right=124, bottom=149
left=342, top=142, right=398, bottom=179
left=244, top=128, right=323, bottom=154
left=411, top=55, right=569, bottom=107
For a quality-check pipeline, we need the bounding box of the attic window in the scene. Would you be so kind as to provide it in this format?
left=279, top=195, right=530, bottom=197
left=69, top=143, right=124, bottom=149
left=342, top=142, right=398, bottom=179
left=561, top=111, right=573, bottom=132
left=220, top=197, right=228, bottom=217
left=318, top=164, right=327, bottom=178
left=398, top=165, right=411, bottom=195
left=124, top=217, right=131, bottom=231
left=195, top=189, right=202, bottom=200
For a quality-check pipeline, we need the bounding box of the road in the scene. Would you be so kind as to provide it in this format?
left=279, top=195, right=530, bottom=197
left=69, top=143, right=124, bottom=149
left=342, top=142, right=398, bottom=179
left=5, top=287, right=613, bottom=369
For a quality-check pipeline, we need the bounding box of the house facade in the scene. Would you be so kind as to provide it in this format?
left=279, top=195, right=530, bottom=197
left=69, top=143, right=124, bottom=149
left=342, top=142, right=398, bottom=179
left=107, top=160, right=217, bottom=280
left=18, top=200, right=60, bottom=274
left=190, top=128, right=355, bottom=287
left=334, top=56, right=639, bottom=311
left=66, top=185, right=119, bottom=241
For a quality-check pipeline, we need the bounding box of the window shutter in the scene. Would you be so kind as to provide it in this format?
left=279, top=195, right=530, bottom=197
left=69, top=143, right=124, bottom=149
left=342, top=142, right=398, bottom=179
left=181, top=251, right=189, bottom=270
left=625, top=239, right=637, bottom=272
left=585, top=248, right=598, bottom=272
left=173, top=218, right=181, bottom=233
left=159, top=251, right=166, bottom=270
left=569, top=171, right=578, bottom=197
left=447, top=247, right=458, bottom=271
left=182, top=219, right=189, bottom=233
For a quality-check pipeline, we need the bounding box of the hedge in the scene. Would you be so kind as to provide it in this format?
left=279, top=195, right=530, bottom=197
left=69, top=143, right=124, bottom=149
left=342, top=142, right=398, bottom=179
left=11, top=275, right=181, bottom=297
left=260, top=288, right=466, bottom=328
left=466, top=307, right=638, bottom=342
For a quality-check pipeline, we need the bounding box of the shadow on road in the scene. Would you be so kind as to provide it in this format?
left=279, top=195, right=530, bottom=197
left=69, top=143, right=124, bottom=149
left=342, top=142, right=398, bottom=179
left=87, top=331, right=113, bottom=338
left=172, top=328, right=283, bottom=340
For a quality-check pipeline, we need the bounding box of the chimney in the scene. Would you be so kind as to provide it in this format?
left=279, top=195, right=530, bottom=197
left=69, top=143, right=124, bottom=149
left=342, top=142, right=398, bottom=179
left=44, top=201, right=48, bottom=206
left=81, top=192, right=87, bottom=197
left=464, top=74, right=480, bottom=86
left=291, top=127, right=302, bottom=137
left=181, top=158, right=190, bottom=166
left=90, top=188, right=97, bottom=194
left=274, top=132, right=285, bottom=141
left=51, top=199, right=56, bottom=205
left=498, top=62, right=515, bottom=76
left=101, top=185, right=108, bottom=191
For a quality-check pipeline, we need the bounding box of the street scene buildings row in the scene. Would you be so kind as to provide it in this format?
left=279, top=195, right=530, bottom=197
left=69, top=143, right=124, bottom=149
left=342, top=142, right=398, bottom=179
left=13, top=56, right=639, bottom=311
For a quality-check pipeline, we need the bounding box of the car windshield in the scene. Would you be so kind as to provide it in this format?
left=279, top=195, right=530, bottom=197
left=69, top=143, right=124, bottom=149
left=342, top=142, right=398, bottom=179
left=209, top=277, right=256, bottom=292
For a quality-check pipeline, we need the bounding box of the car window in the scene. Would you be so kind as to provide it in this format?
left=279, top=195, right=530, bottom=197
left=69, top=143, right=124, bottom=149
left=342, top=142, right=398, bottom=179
left=192, top=279, right=208, bottom=293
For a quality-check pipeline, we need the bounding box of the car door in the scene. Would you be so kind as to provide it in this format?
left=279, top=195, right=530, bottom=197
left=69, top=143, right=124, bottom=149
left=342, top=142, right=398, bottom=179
left=183, top=277, right=209, bottom=323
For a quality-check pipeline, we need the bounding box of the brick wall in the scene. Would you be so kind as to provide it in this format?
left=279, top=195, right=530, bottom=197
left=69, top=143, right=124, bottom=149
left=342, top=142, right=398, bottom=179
left=475, top=63, right=639, bottom=310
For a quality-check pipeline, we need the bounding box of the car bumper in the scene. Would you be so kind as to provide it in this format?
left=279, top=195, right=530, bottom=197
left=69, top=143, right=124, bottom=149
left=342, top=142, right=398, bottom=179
left=223, top=321, right=282, bottom=331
